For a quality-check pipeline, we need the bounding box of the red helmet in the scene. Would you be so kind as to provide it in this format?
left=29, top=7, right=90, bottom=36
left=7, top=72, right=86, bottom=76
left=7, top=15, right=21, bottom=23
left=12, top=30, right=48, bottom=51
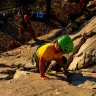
left=24, top=14, right=29, bottom=20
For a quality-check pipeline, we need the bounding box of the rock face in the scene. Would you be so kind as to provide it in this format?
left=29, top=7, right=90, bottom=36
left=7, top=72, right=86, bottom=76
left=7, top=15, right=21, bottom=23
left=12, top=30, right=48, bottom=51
left=68, top=16, right=96, bottom=70
left=0, top=16, right=96, bottom=76
left=0, top=13, right=96, bottom=96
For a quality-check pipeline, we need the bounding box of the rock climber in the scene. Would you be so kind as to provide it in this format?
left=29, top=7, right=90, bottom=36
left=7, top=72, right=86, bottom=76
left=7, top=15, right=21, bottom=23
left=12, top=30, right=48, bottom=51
left=19, top=14, right=38, bottom=43
left=32, top=35, right=74, bottom=80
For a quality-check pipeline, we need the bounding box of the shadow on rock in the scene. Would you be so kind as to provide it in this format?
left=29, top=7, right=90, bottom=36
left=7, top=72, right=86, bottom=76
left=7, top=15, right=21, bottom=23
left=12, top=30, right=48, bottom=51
left=48, top=71, right=96, bottom=86
left=66, top=72, right=96, bottom=86
left=30, top=40, right=50, bottom=47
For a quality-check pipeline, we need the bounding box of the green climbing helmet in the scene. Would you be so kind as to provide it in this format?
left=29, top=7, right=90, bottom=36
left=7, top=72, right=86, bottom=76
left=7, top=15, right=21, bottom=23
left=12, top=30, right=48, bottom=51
left=57, top=35, right=74, bottom=54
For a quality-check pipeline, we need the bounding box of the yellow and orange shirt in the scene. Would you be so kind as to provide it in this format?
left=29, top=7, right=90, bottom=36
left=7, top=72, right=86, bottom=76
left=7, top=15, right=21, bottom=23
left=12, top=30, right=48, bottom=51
left=36, top=43, right=64, bottom=61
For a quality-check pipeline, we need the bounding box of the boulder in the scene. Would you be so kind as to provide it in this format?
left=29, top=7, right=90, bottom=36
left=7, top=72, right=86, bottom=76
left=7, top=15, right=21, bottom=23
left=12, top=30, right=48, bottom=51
left=68, top=16, right=96, bottom=70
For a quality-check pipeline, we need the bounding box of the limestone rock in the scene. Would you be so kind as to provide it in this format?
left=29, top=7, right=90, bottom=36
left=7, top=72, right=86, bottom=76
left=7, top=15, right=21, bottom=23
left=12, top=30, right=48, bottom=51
left=78, top=81, right=96, bottom=90
left=13, top=70, right=31, bottom=79
left=69, top=35, right=96, bottom=70
left=68, top=17, right=96, bottom=70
